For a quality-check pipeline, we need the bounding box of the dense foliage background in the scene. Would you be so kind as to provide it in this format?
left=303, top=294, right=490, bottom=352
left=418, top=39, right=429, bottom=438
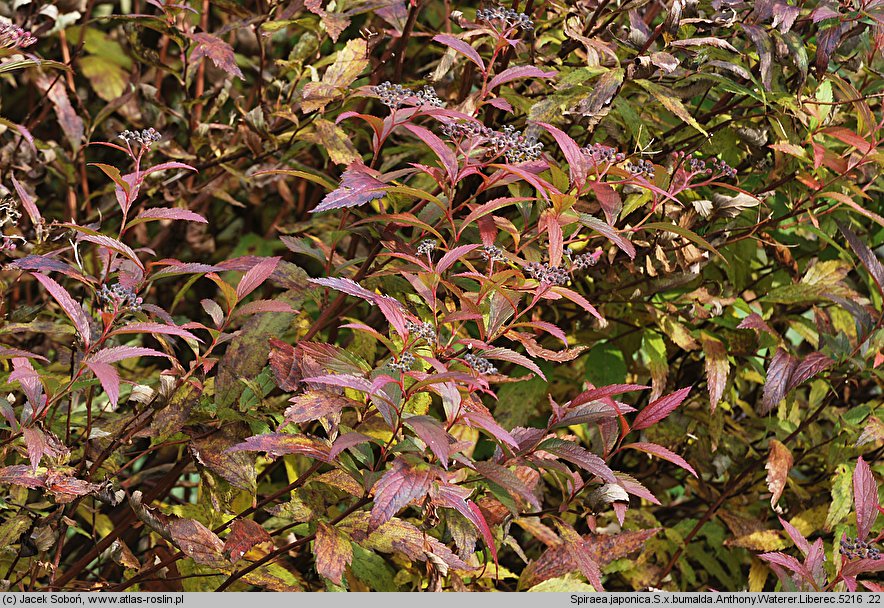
left=0, top=0, right=882, bottom=592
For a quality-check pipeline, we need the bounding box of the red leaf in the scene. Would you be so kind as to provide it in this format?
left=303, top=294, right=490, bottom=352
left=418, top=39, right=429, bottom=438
left=224, top=519, right=274, bottom=563
left=110, top=322, right=201, bottom=343
left=429, top=482, right=498, bottom=567
left=284, top=390, right=357, bottom=425
left=133, top=207, right=207, bottom=224
left=537, top=438, right=617, bottom=483
left=268, top=339, right=299, bottom=391
left=760, top=552, right=814, bottom=581
left=555, top=521, right=605, bottom=591
left=32, top=273, right=92, bottom=346
left=549, top=286, right=604, bottom=322
left=0, top=347, right=48, bottom=362
left=588, top=182, right=622, bottom=225
left=778, top=516, right=810, bottom=555
left=369, top=459, right=436, bottom=528
left=0, top=465, right=45, bottom=488
left=436, top=244, right=480, bottom=274
left=837, top=221, right=884, bottom=301
left=22, top=427, right=48, bottom=472
left=189, top=32, right=243, bottom=79
left=78, top=233, right=144, bottom=271
left=701, top=336, right=729, bottom=412
left=10, top=175, right=41, bottom=226
left=88, top=346, right=170, bottom=364
left=632, top=386, right=692, bottom=430
left=404, top=415, right=451, bottom=468
left=536, top=122, right=588, bottom=189
left=329, top=432, right=376, bottom=460
left=762, top=348, right=797, bottom=414
left=545, top=214, right=564, bottom=267
left=314, top=522, right=353, bottom=584
left=481, top=346, right=547, bottom=381
left=467, top=500, right=498, bottom=566
left=312, top=161, right=387, bottom=213
left=85, top=361, right=121, bottom=406
left=823, top=127, right=873, bottom=154
left=227, top=433, right=332, bottom=461
left=474, top=461, right=541, bottom=510
left=737, top=313, right=776, bottom=335
left=488, top=66, right=556, bottom=91
left=580, top=214, right=636, bottom=259
left=142, top=161, right=198, bottom=176
left=623, top=442, right=698, bottom=477
left=853, top=456, right=879, bottom=540
left=432, top=34, right=485, bottom=72
left=786, top=352, right=834, bottom=392
left=570, top=384, right=649, bottom=407
left=400, top=122, right=458, bottom=183
left=236, top=257, right=281, bottom=300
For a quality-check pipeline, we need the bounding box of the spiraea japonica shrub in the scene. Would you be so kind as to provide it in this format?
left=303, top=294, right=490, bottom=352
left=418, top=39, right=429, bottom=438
left=0, top=0, right=882, bottom=592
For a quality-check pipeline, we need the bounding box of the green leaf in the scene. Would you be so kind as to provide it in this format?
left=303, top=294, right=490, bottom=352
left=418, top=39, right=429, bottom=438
left=634, top=79, right=709, bottom=136
left=584, top=342, right=627, bottom=387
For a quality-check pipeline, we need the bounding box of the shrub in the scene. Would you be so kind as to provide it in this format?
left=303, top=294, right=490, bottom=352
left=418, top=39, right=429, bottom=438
left=0, top=0, right=881, bottom=592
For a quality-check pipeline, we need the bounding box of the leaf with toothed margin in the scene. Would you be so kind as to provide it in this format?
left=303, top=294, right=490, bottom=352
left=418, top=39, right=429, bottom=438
left=311, top=161, right=388, bottom=213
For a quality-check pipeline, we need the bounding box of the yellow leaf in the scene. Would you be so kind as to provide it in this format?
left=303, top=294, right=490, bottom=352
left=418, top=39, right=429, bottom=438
left=726, top=529, right=787, bottom=552
left=749, top=558, right=769, bottom=592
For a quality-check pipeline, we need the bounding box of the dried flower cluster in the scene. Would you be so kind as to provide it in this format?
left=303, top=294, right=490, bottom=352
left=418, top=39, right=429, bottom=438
left=98, top=283, right=143, bottom=312
left=688, top=156, right=738, bottom=179
left=525, top=261, right=570, bottom=285
left=840, top=537, right=881, bottom=561
left=0, top=196, right=22, bottom=228
left=464, top=353, right=498, bottom=375
left=416, top=239, right=436, bottom=256
left=373, top=82, right=445, bottom=109
left=476, top=6, right=534, bottom=31
left=406, top=320, right=437, bottom=342
left=481, top=244, right=507, bottom=262
left=119, top=128, right=162, bottom=148
left=441, top=121, right=543, bottom=163
left=626, top=158, right=656, bottom=178
left=583, top=143, right=626, bottom=165
left=389, top=351, right=416, bottom=372
left=570, top=250, right=603, bottom=271
left=0, top=22, right=37, bottom=49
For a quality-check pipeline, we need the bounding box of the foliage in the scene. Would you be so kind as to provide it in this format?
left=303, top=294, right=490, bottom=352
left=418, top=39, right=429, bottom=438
left=0, top=0, right=882, bottom=592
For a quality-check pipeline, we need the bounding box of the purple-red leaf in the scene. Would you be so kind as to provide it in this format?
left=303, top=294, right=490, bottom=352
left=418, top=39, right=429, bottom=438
left=786, top=352, right=834, bottom=392
left=436, top=244, right=480, bottom=274
left=224, top=519, right=274, bottom=563
left=400, top=122, right=458, bottom=183
left=536, top=122, right=588, bottom=189
left=853, top=456, right=879, bottom=540
left=236, top=257, right=281, bottom=300
left=10, top=176, right=41, bottom=226
left=110, top=322, right=201, bottom=343
left=761, top=348, right=797, bottom=414
left=369, top=459, right=435, bottom=529
left=284, top=390, right=357, bottom=425
left=312, top=161, right=387, bottom=213
left=189, top=32, right=243, bottom=79
left=632, top=386, right=692, bottom=430
left=537, top=438, right=617, bottom=483
left=623, top=442, right=698, bottom=477
left=404, top=415, right=451, bottom=469
left=87, top=346, right=170, bottom=364
left=132, top=207, right=207, bottom=224
left=837, top=221, right=884, bottom=301
left=142, top=161, right=198, bottom=176
left=432, top=34, right=485, bottom=72
left=314, top=521, right=353, bottom=585
left=555, top=521, right=604, bottom=591
left=32, top=273, right=92, bottom=346
left=227, top=433, right=332, bottom=461
left=85, top=361, right=121, bottom=406
left=570, top=384, right=649, bottom=407
left=778, top=516, right=810, bottom=555
left=489, top=66, right=556, bottom=91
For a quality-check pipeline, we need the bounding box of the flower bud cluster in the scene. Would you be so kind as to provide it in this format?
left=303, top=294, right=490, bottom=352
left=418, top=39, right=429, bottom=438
left=119, top=128, right=162, bottom=148
left=481, top=245, right=507, bottom=262
left=464, top=353, right=498, bottom=375
left=0, top=22, right=37, bottom=49
left=406, top=320, right=437, bottom=342
left=389, top=351, right=416, bottom=372
left=99, top=283, right=143, bottom=312
left=417, top=239, right=436, bottom=256
left=526, top=261, right=569, bottom=286
left=476, top=6, right=534, bottom=31
left=840, top=537, right=880, bottom=561
left=582, top=144, right=625, bottom=165
left=570, top=250, right=602, bottom=271
left=373, top=82, right=445, bottom=109
left=0, top=196, right=22, bottom=228
left=626, top=158, right=655, bottom=178
left=441, top=122, right=543, bottom=163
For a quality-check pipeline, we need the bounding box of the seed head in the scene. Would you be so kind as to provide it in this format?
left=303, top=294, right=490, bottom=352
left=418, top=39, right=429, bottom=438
left=99, top=283, right=143, bottom=313
left=464, top=353, right=498, bottom=375
left=373, top=81, right=444, bottom=109
left=406, top=320, right=437, bottom=342
left=525, top=261, right=569, bottom=286
left=389, top=351, right=416, bottom=372
left=481, top=245, right=507, bottom=262
left=417, top=239, right=437, bottom=256
left=119, top=128, right=162, bottom=148
left=626, top=158, right=655, bottom=179
left=0, top=196, right=22, bottom=229
left=476, top=6, right=534, bottom=31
